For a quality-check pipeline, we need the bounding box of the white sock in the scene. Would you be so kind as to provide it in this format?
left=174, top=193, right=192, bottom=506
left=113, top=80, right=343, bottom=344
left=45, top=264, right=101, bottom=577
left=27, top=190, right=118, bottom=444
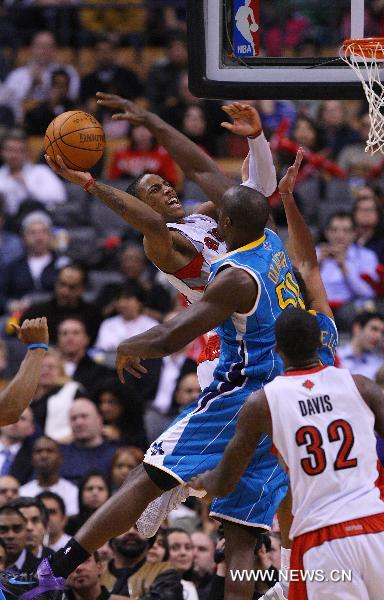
left=281, top=547, right=291, bottom=572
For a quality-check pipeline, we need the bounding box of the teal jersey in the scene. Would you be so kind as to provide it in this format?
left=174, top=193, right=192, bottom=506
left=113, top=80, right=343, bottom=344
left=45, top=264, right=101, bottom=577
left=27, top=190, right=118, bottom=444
left=309, top=310, right=338, bottom=366
left=209, top=228, right=305, bottom=385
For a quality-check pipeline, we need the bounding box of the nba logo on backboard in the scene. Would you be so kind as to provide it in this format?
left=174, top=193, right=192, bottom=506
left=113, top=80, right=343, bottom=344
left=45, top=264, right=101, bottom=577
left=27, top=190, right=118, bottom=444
left=233, top=0, right=260, bottom=57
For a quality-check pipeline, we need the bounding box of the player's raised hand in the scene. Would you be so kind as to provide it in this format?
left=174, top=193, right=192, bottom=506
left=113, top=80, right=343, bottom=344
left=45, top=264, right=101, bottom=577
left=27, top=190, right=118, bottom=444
left=96, top=91, right=130, bottom=112
left=221, top=102, right=262, bottom=137
left=45, top=154, right=91, bottom=187
left=278, top=147, right=304, bottom=195
left=11, top=317, right=49, bottom=346
left=96, top=92, right=149, bottom=126
left=116, top=347, right=148, bottom=383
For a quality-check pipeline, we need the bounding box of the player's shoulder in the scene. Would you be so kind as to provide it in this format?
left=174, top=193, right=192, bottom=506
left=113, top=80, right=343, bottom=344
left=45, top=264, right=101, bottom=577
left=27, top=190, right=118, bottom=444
left=265, top=227, right=279, bottom=238
left=308, top=310, right=338, bottom=362
left=308, top=309, right=337, bottom=329
left=264, top=227, right=282, bottom=241
left=308, top=310, right=339, bottom=338
left=209, top=260, right=257, bottom=298
left=214, top=261, right=253, bottom=284
left=188, top=213, right=218, bottom=225
left=264, top=227, right=285, bottom=251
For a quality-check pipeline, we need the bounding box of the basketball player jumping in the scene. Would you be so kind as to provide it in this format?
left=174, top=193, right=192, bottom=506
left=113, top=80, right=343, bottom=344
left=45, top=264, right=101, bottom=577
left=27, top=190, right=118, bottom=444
left=2, top=145, right=335, bottom=600
left=47, top=96, right=276, bottom=394
left=0, top=179, right=302, bottom=600
left=44, top=98, right=282, bottom=560
left=192, top=308, right=384, bottom=600
left=44, top=97, right=337, bottom=597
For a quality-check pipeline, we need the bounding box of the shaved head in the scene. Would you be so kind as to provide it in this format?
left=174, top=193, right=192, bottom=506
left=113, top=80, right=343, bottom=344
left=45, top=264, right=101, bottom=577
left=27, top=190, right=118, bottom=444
left=220, top=185, right=269, bottom=240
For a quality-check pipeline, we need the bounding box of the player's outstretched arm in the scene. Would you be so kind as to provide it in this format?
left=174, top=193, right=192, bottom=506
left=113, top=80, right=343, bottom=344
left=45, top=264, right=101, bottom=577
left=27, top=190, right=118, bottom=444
left=0, top=318, right=49, bottom=426
left=279, top=149, right=333, bottom=318
left=353, top=374, right=384, bottom=438
left=116, top=267, right=257, bottom=382
left=45, top=154, right=174, bottom=264
left=189, top=389, right=272, bottom=498
left=96, top=92, right=232, bottom=207
left=223, top=102, right=277, bottom=197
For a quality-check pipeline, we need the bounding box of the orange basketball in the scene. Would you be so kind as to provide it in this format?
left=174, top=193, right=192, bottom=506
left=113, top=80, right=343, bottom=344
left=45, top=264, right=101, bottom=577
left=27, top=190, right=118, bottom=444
left=44, top=111, right=105, bottom=171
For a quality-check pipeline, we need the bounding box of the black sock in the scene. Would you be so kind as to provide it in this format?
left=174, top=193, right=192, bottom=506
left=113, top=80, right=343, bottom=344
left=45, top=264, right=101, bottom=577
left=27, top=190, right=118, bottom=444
left=49, top=539, right=90, bottom=579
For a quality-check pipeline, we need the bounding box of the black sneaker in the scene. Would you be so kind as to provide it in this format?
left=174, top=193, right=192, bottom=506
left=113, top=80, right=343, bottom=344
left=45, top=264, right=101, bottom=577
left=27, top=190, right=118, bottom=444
left=0, top=559, right=65, bottom=599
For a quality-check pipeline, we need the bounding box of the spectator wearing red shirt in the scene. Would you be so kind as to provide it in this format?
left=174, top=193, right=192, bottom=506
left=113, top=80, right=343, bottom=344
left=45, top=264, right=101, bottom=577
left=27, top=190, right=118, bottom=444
left=108, top=125, right=177, bottom=185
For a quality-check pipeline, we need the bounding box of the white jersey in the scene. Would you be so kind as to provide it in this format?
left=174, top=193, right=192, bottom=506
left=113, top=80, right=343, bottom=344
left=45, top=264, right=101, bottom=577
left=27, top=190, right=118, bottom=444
left=165, top=214, right=226, bottom=304
left=265, top=365, right=384, bottom=538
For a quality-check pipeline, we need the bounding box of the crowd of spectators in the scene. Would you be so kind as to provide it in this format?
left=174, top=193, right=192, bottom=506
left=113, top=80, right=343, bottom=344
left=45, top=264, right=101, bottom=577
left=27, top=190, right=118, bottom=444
left=0, top=2, right=384, bottom=598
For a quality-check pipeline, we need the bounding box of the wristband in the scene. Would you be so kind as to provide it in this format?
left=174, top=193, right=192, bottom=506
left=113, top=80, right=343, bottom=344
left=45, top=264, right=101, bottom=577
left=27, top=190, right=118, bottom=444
left=83, top=177, right=96, bottom=193
left=279, top=191, right=293, bottom=195
left=28, top=343, right=48, bottom=351
left=248, top=130, right=263, bottom=139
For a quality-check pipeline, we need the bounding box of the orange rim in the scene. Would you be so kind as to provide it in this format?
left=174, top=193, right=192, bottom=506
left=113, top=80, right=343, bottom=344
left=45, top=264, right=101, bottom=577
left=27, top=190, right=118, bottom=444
left=342, top=37, right=384, bottom=59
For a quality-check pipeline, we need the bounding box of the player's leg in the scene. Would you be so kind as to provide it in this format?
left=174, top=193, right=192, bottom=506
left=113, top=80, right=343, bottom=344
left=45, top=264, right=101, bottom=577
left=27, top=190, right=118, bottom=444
left=72, top=464, right=166, bottom=553
left=358, top=530, right=384, bottom=600
left=223, top=520, right=260, bottom=600
left=0, top=464, right=172, bottom=598
left=259, top=486, right=292, bottom=599
left=58, top=397, right=211, bottom=566
left=0, top=385, right=249, bottom=597
left=277, top=485, right=292, bottom=552
left=211, top=440, right=288, bottom=599
left=303, top=538, right=369, bottom=600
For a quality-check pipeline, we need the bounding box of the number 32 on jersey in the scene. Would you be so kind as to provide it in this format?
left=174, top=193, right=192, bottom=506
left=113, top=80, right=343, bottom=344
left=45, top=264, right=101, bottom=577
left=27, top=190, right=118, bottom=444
left=296, top=419, right=358, bottom=476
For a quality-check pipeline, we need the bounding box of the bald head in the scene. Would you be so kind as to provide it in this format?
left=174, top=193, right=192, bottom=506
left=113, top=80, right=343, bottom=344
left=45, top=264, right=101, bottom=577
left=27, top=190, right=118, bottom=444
left=69, top=399, right=103, bottom=447
left=219, top=185, right=269, bottom=248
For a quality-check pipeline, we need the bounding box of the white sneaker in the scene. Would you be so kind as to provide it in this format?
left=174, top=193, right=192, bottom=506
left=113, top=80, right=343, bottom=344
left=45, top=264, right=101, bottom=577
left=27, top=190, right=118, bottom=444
left=260, top=580, right=289, bottom=600
left=137, top=485, right=189, bottom=538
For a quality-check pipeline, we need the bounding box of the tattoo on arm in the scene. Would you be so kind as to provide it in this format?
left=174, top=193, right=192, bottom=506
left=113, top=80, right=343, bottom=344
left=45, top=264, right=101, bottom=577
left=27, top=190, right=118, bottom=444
left=90, top=181, right=166, bottom=239
left=93, top=182, right=133, bottom=219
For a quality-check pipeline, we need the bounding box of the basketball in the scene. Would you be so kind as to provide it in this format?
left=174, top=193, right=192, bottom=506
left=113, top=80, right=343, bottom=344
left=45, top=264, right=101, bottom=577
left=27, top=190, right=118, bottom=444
left=44, top=111, right=105, bottom=171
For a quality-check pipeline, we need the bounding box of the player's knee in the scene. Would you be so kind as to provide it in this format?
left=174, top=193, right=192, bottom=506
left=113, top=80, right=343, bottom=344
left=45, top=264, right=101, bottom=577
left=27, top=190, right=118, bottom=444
left=120, top=463, right=162, bottom=497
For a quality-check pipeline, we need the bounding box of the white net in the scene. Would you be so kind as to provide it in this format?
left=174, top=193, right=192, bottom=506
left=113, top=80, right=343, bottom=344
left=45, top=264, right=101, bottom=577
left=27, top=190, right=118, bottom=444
left=340, top=40, right=384, bottom=155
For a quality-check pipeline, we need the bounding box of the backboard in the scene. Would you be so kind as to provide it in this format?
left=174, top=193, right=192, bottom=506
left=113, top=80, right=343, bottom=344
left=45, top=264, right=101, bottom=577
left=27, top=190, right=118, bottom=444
left=187, top=0, right=379, bottom=99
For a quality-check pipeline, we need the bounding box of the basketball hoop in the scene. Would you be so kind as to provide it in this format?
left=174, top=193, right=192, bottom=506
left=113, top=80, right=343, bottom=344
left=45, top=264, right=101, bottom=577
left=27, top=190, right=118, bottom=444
left=340, top=37, right=384, bottom=155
